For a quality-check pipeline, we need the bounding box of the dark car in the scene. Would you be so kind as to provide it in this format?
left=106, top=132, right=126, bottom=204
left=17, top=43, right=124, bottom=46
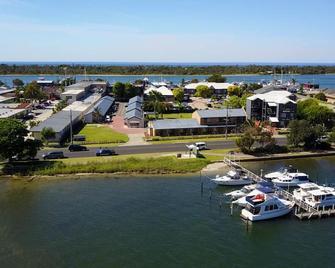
left=96, top=149, right=116, bottom=156
left=42, top=151, right=65, bottom=160
left=68, top=144, right=88, bottom=152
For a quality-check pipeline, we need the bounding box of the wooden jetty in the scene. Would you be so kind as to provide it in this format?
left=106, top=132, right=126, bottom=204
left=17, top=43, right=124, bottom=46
left=223, top=157, right=335, bottom=220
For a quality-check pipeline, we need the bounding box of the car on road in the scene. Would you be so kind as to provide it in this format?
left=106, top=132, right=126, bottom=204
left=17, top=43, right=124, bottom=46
left=68, top=144, right=88, bottom=152
left=195, top=142, right=208, bottom=150
left=42, top=151, right=65, bottom=160
left=96, top=149, right=116, bottom=156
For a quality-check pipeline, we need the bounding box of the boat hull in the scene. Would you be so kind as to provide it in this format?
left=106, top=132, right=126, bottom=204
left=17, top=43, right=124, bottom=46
left=241, top=205, right=293, bottom=222
left=212, top=179, right=253, bottom=186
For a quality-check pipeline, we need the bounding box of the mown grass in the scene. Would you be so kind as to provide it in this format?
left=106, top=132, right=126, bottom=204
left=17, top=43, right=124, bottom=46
left=78, top=124, right=129, bottom=144
left=32, top=156, right=210, bottom=176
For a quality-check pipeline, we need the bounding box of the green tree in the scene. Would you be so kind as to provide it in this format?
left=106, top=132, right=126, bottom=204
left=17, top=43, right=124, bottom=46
left=53, top=100, right=67, bottom=113
left=287, top=120, right=308, bottom=147
left=148, top=90, right=165, bottom=119
left=314, top=92, right=327, bottom=101
left=23, top=81, right=45, bottom=101
left=236, top=130, right=255, bottom=152
left=22, top=139, right=43, bottom=159
left=224, top=96, right=242, bottom=108
left=297, top=98, right=334, bottom=128
left=112, top=82, right=126, bottom=100
left=0, top=119, right=40, bottom=160
left=227, top=85, right=241, bottom=96
left=41, top=127, right=56, bottom=145
left=172, top=88, right=184, bottom=102
left=194, top=85, right=213, bottom=98
left=12, top=78, right=24, bottom=87
left=207, top=74, right=227, bottom=83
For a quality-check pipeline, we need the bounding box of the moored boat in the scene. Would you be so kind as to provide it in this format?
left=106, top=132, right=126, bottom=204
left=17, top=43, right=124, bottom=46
left=272, top=172, right=309, bottom=187
left=241, top=194, right=294, bottom=222
left=211, top=169, right=253, bottom=186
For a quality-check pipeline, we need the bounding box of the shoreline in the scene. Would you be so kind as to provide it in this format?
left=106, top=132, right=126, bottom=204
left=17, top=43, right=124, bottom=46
left=2, top=151, right=335, bottom=181
left=3, top=73, right=335, bottom=77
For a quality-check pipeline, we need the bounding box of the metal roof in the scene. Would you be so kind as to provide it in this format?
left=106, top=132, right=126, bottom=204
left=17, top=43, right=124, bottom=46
left=0, top=108, right=25, bottom=118
left=30, top=110, right=81, bottom=133
left=90, top=96, right=115, bottom=116
left=151, top=119, right=205, bottom=130
left=124, top=109, right=143, bottom=119
left=126, top=102, right=142, bottom=112
left=128, top=96, right=143, bottom=104
left=248, top=90, right=296, bottom=104
left=195, top=108, right=246, bottom=118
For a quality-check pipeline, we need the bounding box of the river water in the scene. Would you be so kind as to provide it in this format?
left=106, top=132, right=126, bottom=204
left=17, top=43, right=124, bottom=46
left=1, top=74, right=335, bottom=89
left=0, top=156, right=335, bottom=267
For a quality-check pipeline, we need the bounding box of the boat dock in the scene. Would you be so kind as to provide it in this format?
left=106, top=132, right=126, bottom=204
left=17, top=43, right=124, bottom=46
left=222, top=157, right=335, bottom=220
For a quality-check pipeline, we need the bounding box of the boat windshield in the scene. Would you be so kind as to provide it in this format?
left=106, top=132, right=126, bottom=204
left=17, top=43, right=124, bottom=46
left=246, top=204, right=261, bottom=215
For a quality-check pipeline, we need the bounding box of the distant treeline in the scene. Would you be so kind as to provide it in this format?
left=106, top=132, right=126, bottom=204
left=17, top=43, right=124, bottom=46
left=0, top=64, right=335, bottom=75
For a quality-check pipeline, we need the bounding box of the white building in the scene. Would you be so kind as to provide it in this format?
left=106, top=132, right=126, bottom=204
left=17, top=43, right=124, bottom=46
left=184, top=82, right=232, bottom=96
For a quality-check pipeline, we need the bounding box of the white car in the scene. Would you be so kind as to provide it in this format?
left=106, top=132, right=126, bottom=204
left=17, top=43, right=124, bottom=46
left=195, top=142, right=208, bottom=150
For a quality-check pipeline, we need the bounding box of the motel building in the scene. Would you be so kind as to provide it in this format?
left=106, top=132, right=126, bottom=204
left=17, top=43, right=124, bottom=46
left=147, top=108, right=246, bottom=137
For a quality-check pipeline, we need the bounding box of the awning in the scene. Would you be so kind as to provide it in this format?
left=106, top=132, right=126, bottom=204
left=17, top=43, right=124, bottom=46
left=267, top=102, right=277, bottom=107
left=269, top=117, right=279, bottom=123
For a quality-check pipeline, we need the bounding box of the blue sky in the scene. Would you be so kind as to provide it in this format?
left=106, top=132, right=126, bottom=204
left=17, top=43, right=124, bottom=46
left=0, top=0, right=334, bottom=63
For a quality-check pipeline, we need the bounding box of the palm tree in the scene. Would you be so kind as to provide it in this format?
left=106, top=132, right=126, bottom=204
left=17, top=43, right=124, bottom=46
left=148, top=90, right=165, bottom=119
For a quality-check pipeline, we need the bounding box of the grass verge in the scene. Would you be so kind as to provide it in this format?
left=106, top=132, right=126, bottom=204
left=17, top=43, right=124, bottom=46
left=78, top=124, right=129, bottom=144
left=1, top=156, right=210, bottom=176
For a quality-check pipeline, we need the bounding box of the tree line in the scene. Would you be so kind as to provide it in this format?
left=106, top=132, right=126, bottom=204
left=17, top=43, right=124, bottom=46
left=1, top=64, right=335, bottom=75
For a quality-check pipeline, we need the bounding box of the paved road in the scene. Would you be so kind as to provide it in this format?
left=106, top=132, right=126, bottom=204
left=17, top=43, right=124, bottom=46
left=37, top=137, right=287, bottom=159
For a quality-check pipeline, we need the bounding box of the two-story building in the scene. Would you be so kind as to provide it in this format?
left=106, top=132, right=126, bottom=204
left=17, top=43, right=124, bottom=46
left=246, top=90, right=297, bottom=127
left=183, top=82, right=232, bottom=97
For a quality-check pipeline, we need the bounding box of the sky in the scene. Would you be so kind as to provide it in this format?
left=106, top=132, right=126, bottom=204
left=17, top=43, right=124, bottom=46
left=0, top=0, right=335, bottom=63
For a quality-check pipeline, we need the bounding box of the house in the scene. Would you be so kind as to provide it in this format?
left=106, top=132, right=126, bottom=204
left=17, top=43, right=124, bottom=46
left=30, top=110, right=82, bottom=142
left=148, top=108, right=246, bottom=136
left=144, top=86, right=174, bottom=102
left=61, top=89, right=86, bottom=104
left=124, top=96, right=144, bottom=128
left=246, top=90, right=297, bottom=127
left=61, top=81, right=110, bottom=104
left=184, top=82, right=233, bottom=97
left=84, top=96, right=115, bottom=123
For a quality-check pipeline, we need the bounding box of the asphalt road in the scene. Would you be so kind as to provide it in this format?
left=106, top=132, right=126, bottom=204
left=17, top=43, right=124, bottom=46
left=37, top=137, right=287, bottom=159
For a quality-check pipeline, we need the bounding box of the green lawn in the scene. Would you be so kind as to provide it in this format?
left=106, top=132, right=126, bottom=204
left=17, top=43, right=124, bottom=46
left=148, top=113, right=192, bottom=120
left=78, top=124, right=129, bottom=144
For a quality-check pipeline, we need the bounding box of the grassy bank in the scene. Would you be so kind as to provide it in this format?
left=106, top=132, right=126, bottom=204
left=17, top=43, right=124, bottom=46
left=1, top=156, right=210, bottom=176
left=78, top=124, right=129, bottom=144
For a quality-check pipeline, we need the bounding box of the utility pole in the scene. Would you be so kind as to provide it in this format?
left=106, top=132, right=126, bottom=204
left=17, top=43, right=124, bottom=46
left=70, top=109, right=73, bottom=145
left=225, top=105, right=229, bottom=139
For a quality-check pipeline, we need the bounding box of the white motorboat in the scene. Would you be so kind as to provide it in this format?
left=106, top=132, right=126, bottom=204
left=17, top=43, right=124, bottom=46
left=233, top=185, right=275, bottom=207
left=211, top=169, right=253, bottom=186
left=264, top=165, right=298, bottom=180
left=241, top=194, right=294, bottom=222
left=293, top=183, right=335, bottom=209
left=226, top=181, right=274, bottom=200
left=272, top=172, right=309, bottom=187
left=225, top=184, right=257, bottom=200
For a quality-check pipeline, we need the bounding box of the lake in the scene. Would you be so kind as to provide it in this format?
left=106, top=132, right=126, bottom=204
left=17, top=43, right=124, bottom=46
left=1, top=74, right=335, bottom=89
left=0, top=156, right=335, bottom=267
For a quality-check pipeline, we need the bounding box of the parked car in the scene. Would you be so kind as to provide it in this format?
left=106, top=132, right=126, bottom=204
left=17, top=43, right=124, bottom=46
left=195, top=142, right=208, bottom=150
left=105, top=115, right=111, bottom=123
left=42, top=151, right=65, bottom=160
left=68, top=144, right=88, bottom=152
left=96, top=149, right=116, bottom=156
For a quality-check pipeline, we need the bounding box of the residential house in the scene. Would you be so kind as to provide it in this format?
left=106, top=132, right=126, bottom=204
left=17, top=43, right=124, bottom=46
left=246, top=90, right=297, bottom=127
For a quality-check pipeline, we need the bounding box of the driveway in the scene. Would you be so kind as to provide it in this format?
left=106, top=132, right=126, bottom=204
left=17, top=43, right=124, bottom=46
left=109, top=102, right=146, bottom=145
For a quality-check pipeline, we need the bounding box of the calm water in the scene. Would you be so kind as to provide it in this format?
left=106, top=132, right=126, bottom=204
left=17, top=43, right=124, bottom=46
left=1, top=74, right=335, bottom=89
left=0, top=157, right=335, bottom=268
